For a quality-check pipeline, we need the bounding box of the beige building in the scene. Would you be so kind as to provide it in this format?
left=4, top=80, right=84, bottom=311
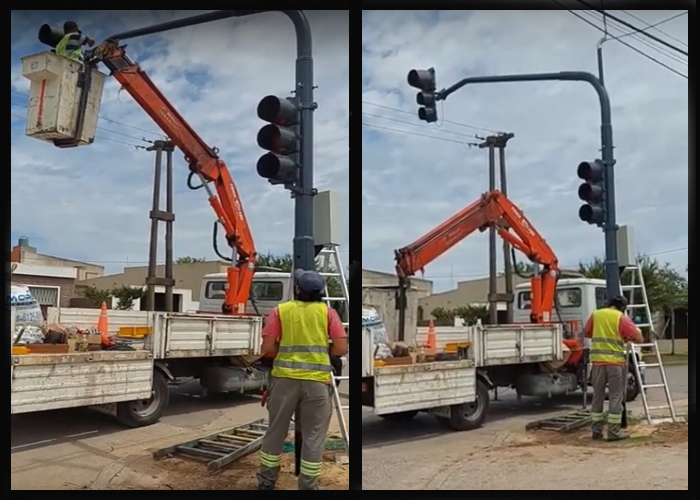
left=362, top=268, right=433, bottom=343
left=9, top=237, right=105, bottom=311
left=418, top=273, right=530, bottom=320
left=79, top=261, right=229, bottom=301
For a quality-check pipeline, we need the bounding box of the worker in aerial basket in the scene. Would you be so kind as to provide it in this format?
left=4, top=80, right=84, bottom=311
left=55, top=21, right=95, bottom=62
left=257, top=269, right=348, bottom=490
left=584, top=295, right=643, bottom=441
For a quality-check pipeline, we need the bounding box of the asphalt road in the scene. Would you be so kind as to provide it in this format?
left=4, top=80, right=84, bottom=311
left=362, top=365, right=688, bottom=489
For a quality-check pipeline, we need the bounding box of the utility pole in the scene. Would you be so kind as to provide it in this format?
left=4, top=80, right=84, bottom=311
left=145, top=140, right=176, bottom=312
left=497, top=133, right=515, bottom=322
left=479, top=132, right=515, bottom=324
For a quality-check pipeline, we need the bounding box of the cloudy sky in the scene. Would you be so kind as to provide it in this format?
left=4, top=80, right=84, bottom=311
left=11, top=10, right=349, bottom=274
left=362, top=10, right=688, bottom=292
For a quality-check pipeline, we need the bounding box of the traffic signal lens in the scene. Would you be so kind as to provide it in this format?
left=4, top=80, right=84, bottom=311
left=418, top=108, right=437, bottom=123
left=256, top=124, right=296, bottom=154
left=579, top=204, right=603, bottom=223
left=257, top=153, right=296, bottom=180
left=256, top=95, right=297, bottom=126
left=407, top=70, right=422, bottom=88
left=578, top=183, right=603, bottom=201
left=577, top=161, right=603, bottom=181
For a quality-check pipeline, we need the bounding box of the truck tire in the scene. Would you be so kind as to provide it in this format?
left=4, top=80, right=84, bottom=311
left=116, top=370, right=170, bottom=428
left=448, top=379, right=489, bottom=431
left=625, top=366, right=642, bottom=402
left=380, top=410, right=418, bottom=422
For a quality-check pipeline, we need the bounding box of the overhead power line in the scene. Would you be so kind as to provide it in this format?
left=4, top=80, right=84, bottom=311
left=560, top=8, right=688, bottom=80
left=362, top=100, right=501, bottom=134
left=581, top=10, right=687, bottom=67
left=620, top=10, right=688, bottom=48
left=570, top=1, right=688, bottom=56
left=10, top=111, right=148, bottom=150
left=11, top=90, right=163, bottom=138
left=362, top=121, right=480, bottom=147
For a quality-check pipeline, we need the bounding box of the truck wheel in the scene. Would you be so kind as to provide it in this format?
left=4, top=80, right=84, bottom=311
left=448, top=380, right=490, bottom=431
left=380, top=410, right=418, bottom=422
left=625, top=367, right=642, bottom=402
left=116, top=370, right=170, bottom=428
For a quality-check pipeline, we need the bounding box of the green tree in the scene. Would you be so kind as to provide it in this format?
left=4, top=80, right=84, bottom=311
left=256, top=252, right=293, bottom=271
left=431, top=307, right=456, bottom=322
left=175, top=256, right=206, bottom=264
left=578, top=255, right=687, bottom=313
left=84, top=286, right=112, bottom=308
left=111, top=285, right=146, bottom=311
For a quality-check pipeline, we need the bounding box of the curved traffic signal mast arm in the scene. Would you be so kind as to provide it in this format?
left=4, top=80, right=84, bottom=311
left=95, top=42, right=256, bottom=315
left=490, top=191, right=560, bottom=323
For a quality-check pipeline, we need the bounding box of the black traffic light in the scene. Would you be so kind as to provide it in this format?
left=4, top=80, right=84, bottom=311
left=407, top=68, right=438, bottom=123
left=256, top=95, right=300, bottom=186
left=577, top=160, right=606, bottom=226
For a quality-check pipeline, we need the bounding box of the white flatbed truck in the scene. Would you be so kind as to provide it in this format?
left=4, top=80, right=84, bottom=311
left=362, top=322, right=564, bottom=431
left=11, top=310, right=264, bottom=427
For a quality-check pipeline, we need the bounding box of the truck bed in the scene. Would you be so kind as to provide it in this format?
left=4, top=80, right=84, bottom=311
left=372, top=360, right=476, bottom=415
left=11, top=351, right=154, bottom=414
left=416, top=323, right=564, bottom=366
left=45, top=307, right=263, bottom=360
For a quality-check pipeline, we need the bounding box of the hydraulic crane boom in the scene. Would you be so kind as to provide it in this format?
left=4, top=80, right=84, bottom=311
left=92, top=41, right=255, bottom=315
left=395, top=190, right=560, bottom=324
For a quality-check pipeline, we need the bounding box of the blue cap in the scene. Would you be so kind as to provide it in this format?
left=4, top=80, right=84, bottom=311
left=293, top=269, right=325, bottom=293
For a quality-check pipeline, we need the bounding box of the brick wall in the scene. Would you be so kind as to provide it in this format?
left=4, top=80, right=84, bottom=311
left=11, top=274, right=75, bottom=307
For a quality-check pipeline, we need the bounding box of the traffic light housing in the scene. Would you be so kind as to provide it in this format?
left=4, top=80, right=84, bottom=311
left=577, top=160, right=606, bottom=226
left=38, top=24, right=65, bottom=49
left=407, top=68, right=438, bottom=123
left=256, top=95, right=300, bottom=186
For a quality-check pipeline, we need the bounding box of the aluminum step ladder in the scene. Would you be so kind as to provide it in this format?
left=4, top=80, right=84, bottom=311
left=318, top=244, right=350, bottom=458
left=628, top=341, right=678, bottom=425
left=331, top=374, right=349, bottom=458
left=318, top=244, right=350, bottom=331
left=620, top=262, right=656, bottom=340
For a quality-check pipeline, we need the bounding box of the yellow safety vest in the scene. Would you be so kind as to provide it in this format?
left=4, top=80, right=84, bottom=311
left=55, top=33, right=83, bottom=61
left=589, top=307, right=626, bottom=364
left=272, top=301, right=332, bottom=383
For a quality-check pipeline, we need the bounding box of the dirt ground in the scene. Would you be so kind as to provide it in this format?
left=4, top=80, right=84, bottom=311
left=109, top=450, right=348, bottom=490
left=363, top=420, right=688, bottom=490
left=106, top=427, right=349, bottom=490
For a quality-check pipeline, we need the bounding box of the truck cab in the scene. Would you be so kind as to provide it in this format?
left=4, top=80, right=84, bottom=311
left=514, top=277, right=645, bottom=401
left=513, top=277, right=608, bottom=333
left=199, top=272, right=294, bottom=316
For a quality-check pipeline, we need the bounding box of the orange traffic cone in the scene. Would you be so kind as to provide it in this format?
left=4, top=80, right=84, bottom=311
left=426, top=319, right=437, bottom=350
left=97, top=302, right=113, bottom=346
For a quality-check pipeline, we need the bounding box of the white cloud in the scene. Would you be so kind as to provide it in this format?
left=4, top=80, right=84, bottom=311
left=362, top=10, right=688, bottom=291
left=11, top=10, right=348, bottom=273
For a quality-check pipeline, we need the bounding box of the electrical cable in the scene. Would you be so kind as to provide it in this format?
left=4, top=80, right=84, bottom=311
left=570, top=0, right=688, bottom=56
left=559, top=7, right=688, bottom=80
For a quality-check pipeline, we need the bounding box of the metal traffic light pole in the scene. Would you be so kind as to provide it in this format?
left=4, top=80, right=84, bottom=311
left=434, top=71, right=621, bottom=299
left=106, top=9, right=317, bottom=273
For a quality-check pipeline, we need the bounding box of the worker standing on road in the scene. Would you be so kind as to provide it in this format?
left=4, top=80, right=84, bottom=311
left=55, top=21, right=94, bottom=62
left=257, top=269, right=348, bottom=490
left=584, top=295, right=643, bottom=441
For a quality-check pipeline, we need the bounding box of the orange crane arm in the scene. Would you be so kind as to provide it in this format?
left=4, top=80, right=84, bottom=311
left=94, top=42, right=255, bottom=315
left=395, top=190, right=559, bottom=323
